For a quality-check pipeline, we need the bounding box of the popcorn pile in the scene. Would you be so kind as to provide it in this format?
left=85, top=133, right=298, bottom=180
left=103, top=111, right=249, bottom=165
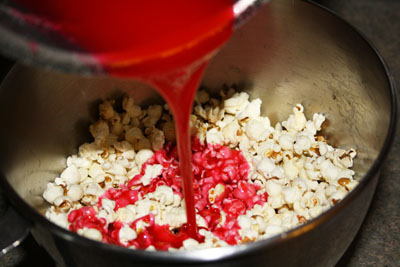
left=43, top=88, right=358, bottom=251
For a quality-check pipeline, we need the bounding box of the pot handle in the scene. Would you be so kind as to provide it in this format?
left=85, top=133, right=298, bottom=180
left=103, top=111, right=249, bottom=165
left=0, top=206, right=30, bottom=256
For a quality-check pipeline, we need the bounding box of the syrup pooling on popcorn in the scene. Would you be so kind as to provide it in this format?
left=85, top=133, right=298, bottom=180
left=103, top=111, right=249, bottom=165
left=43, top=90, right=358, bottom=250
left=67, top=138, right=264, bottom=249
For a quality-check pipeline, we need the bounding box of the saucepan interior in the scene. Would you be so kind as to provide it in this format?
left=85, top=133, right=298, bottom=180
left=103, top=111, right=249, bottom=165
left=0, top=1, right=395, bottom=266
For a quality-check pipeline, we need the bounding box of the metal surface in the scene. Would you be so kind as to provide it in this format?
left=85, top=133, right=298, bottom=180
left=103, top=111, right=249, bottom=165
left=0, top=208, right=30, bottom=256
left=0, top=0, right=396, bottom=266
left=0, top=0, right=268, bottom=75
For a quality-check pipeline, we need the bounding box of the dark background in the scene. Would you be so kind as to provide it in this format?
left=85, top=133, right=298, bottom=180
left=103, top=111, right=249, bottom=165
left=0, top=0, right=399, bottom=266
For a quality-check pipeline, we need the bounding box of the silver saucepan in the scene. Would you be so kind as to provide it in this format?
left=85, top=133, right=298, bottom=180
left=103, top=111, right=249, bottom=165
left=0, top=1, right=396, bottom=266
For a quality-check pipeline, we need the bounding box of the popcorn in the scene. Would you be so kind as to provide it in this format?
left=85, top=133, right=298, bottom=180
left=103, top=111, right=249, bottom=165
left=245, top=118, right=270, bottom=141
left=60, top=165, right=81, bottom=184
left=236, top=98, right=262, bottom=121
left=115, top=207, right=136, bottom=223
left=80, top=228, right=103, bottom=242
left=53, top=196, right=72, bottom=212
left=153, top=185, right=174, bottom=205
left=223, top=92, right=249, bottom=114
left=222, top=120, right=240, bottom=144
left=135, top=149, right=154, bottom=167
left=182, top=238, right=200, bottom=250
left=257, top=158, right=276, bottom=178
left=148, top=127, right=165, bottom=151
left=119, top=224, right=137, bottom=245
left=88, top=163, right=105, bottom=179
left=102, top=198, right=116, bottom=214
left=206, top=128, right=224, bottom=145
left=45, top=209, right=69, bottom=228
left=195, top=90, right=209, bottom=104
left=43, top=183, right=64, bottom=204
left=140, top=164, right=163, bottom=186
left=67, top=184, right=84, bottom=202
left=99, top=100, right=115, bottom=120
left=122, top=95, right=142, bottom=118
left=89, top=120, right=110, bottom=144
left=43, top=90, right=358, bottom=251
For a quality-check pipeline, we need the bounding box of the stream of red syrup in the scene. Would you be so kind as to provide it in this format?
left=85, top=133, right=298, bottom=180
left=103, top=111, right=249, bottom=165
left=15, top=0, right=235, bottom=239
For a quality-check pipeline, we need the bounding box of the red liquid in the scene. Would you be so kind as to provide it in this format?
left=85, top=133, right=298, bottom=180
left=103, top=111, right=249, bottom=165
left=68, top=139, right=268, bottom=250
left=15, top=0, right=235, bottom=239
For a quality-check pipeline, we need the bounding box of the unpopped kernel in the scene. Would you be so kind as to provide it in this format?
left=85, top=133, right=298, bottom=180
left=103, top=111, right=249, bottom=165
left=43, top=88, right=357, bottom=251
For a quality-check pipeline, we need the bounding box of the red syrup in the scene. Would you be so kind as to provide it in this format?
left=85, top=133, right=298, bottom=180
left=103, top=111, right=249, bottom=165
left=15, top=0, right=235, bottom=243
left=68, top=139, right=269, bottom=250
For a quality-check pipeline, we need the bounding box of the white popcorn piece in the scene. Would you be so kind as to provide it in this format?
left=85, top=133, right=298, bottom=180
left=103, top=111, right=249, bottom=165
left=116, top=206, right=136, bottom=223
left=224, top=92, right=249, bottom=114
left=88, top=163, right=105, bottom=179
left=84, top=182, right=102, bottom=196
left=257, top=158, right=277, bottom=178
left=119, top=224, right=137, bottom=245
left=206, top=128, right=224, bottom=145
left=140, top=164, right=163, bottom=186
left=135, top=149, right=154, bottom=167
left=133, top=138, right=151, bottom=152
left=268, top=195, right=284, bottom=209
left=101, top=198, right=116, bottom=215
left=99, top=100, right=115, bottom=120
left=67, top=184, right=84, bottom=202
left=208, top=183, right=225, bottom=204
left=45, top=209, right=69, bottom=229
left=78, top=143, right=102, bottom=161
left=144, top=246, right=157, bottom=251
left=279, top=133, right=294, bottom=151
left=107, top=163, right=127, bottom=176
left=222, top=120, right=240, bottom=144
left=294, top=134, right=312, bottom=154
left=320, top=159, right=341, bottom=182
left=161, top=121, right=176, bottom=142
left=122, top=96, right=142, bottom=118
left=282, top=187, right=301, bottom=204
left=43, top=183, right=64, bottom=204
left=195, top=90, right=210, bottom=104
left=282, top=159, right=299, bottom=179
left=236, top=98, right=262, bottom=120
left=147, top=105, right=163, bottom=120
left=206, top=106, right=225, bottom=123
left=89, top=120, right=110, bottom=143
left=97, top=209, right=115, bottom=224
left=265, top=180, right=282, bottom=197
left=313, top=113, right=325, bottom=131
left=133, top=138, right=151, bottom=151
left=67, top=155, right=92, bottom=169
left=149, top=127, right=165, bottom=151
left=182, top=238, right=200, bottom=250
left=60, top=165, right=81, bottom=184
left=125, top=127, right=144, bottom=145
left=161, top=206, right=187, bottom=229
left=81, top=228, right=103, bottom=242
left=245, top=118, right=270, bottom=141
left=153, top=185, right=174, bottom=205
left=309, top=205, right=323, bottom=218
left=135, top=199, right=160, bottom=218
left=53, top=196, right=72, bottom=213
left=264, top=225, right=284, bottom=237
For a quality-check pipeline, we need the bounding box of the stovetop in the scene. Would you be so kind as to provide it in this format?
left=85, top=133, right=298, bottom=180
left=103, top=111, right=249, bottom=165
left=0, top=1, right=399, bottom=266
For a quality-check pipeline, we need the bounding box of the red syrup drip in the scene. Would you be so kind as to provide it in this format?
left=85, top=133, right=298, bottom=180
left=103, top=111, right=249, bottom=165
left=15, top=0, right=235, bottom=239
left=68, top=139, right=269, bottom=250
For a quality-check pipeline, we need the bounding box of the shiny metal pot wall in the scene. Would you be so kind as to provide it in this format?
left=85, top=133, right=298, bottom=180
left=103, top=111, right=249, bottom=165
left=0, top=1, right=396, bottom=266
